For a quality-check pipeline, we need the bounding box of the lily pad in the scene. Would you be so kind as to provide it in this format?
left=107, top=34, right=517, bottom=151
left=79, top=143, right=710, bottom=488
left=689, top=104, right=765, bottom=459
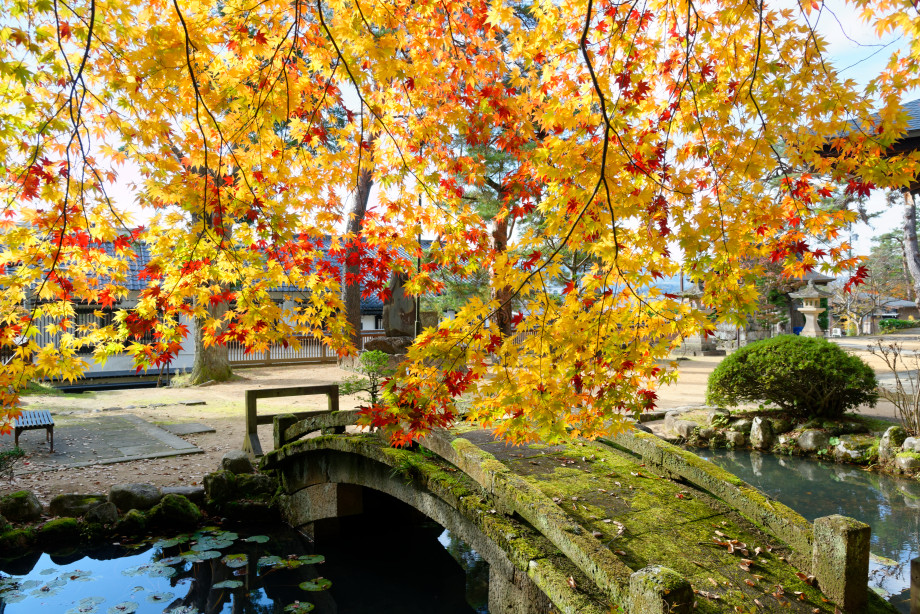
left=3, top=591, right=27, bottom=603
left=147, top=566, right=177, bottom=578
left=106, top=602, right=139, bottom=614
left=157, top=556, right=185, bottom=566
left=212, top=580, right=244, bottom=589
left=146, top=591, right=175, bottom=603
left=243, top=535, right=270, bottom=543
left=222, top=554, right=248, bottom=569
left=195, top=538, right=234, bottom=551
left=298, top=555, right=325, bottom=565
left=299, top=578, right=332, bottom=592
left=284, top=603, right=315, bottom=613
left=154, top=536, right=189, bottom=549
left=65, top=596, right=106, bottom=614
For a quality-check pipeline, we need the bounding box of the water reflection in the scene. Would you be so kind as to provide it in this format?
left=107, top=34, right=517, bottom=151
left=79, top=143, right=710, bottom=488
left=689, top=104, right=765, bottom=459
left=695, top=448, right=920, bottom=612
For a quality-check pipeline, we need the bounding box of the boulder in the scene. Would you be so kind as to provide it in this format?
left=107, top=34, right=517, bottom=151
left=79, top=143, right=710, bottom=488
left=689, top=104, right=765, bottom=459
left=895, top=454, right=920, bottom=473
left=364, top=336, right=414, bottom=355
left=0, top=528, right=34, bottom=551
left=707, top=408, right=730, bottom=427
left=148, top=494, right=201, bottom=530
left=221, top=450, right=255, bottom=475
left=673, top=420, right=699, bottom=439
left=85, top=502, right=119, bottom=525
left=663, top=411, right=680, bottom=433
left=771, top=417, right=793, bottom=434
left=49, top=493, right=107, bottom=518
left=204, top=471, right=237, bottom=504
left=162, top=486, right=206, bottom=506
left=834, top=436, right=872, bottom=462
left=750, top=417, right=774, bottom=450
left=797, top=429, right=830, bottom=453
left=697, top=427, right=715, bottom=440
left=236, top=473, right=277, bottom=499
left=725, top=431, right=746, bottom=447
left=115, top=509, right=147, bottom=536
left=880, top=426, right=908, bottom=462
left=108, top=483, right=162, bottom=512
left=37, top=518, right=80, bottom=547
left=0, top=490, right=43, bottom=523
left=729, top=418, right=753, bottom=434
left=903, top=437, right=920, bottom=453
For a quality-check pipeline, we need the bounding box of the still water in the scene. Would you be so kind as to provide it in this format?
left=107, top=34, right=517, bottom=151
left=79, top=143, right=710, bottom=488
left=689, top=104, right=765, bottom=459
left=0, top=503, right=489, bottom=613
left=695, top=448, right=919, bottom=612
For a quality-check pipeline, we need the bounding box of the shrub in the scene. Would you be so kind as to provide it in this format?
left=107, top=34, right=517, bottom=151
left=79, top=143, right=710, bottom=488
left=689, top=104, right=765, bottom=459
left=706, top=335, right=877, bottom=419
left=879, top=318, right=919, bottom=333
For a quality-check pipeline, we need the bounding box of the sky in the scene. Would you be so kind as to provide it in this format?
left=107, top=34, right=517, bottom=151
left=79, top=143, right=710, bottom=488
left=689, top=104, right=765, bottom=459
left=104, top=0, right=917, bottom=257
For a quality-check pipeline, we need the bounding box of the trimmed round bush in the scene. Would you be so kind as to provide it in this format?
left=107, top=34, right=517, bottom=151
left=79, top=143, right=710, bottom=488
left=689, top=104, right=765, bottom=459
left=706, top=335, right=877, bottom=419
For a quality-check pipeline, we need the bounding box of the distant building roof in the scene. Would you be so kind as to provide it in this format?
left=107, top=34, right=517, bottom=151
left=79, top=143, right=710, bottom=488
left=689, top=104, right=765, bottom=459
left=904, top=97, right=920, bottom=136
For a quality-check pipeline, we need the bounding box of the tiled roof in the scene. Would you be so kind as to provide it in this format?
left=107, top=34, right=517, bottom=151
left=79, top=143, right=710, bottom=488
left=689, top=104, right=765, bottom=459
left=97, top=237, right=440, bottom=312
left=904, top=97, right=920, bottom=135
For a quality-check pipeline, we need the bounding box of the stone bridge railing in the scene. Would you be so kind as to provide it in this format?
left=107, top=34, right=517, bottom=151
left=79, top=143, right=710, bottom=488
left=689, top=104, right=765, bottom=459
left=261, top=408, right=881, bottom=614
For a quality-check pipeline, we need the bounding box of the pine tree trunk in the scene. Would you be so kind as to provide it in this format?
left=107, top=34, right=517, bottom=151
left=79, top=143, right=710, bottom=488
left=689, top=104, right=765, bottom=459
left=490, top=216, right=513, bottom=337
left=901, top=189, right=920, bottom=308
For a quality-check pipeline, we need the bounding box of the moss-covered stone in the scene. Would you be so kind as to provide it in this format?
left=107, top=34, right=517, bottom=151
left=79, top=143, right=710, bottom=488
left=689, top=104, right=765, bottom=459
left=203, top=470, right=237, bottom=504
left=0, top=490, right=43, bottom=522
left=115, top=508, right=147, bottom=536
left=49, top=493, right=107, bottom=517
left=147, top=494, right=201, bottom=530
left=236, top=473, right=277, bottom=500
left=80, top=521, right=109, bottom=543
left=0, top=527, right=34, bottom=550
left=37, top=517, right=80, bottom=547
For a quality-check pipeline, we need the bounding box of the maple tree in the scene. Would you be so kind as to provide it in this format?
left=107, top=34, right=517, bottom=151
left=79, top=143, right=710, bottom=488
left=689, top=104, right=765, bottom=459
left=1, top=0, right=919, bottom=445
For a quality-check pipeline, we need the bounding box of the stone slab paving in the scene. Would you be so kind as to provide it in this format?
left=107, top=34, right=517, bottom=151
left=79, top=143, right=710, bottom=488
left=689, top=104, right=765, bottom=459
left=160, top=422, right=216, bottom=436
left=458, top=430, right=843, bottom=613
left=0, top=414, right=202, bottom=472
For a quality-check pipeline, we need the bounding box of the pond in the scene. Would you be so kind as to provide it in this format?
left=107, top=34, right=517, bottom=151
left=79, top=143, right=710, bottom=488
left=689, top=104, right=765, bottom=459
left=0, top=496, right=489, bottom=613
left=694, top=448, right=920, bottom=613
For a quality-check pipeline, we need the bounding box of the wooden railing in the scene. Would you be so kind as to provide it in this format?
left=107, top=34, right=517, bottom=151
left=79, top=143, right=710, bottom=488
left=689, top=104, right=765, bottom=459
left=228, top=330, right=387, bottom=367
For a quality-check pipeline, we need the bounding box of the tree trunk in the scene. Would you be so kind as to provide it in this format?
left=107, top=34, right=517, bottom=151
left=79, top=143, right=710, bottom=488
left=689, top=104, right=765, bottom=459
left=899, top=236, right=913, bottom=302
left=490, top=216, right=513, bottom=337
left=345, top=162, right=374, bottom=349
left=901, top=189, right=920, bottom=308
left=189, top=300, right=231, bottom=384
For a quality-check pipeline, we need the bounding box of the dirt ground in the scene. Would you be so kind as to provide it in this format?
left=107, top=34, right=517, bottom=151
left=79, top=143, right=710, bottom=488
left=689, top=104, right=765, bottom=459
left=3, top=365, right=366, bottom=504
left=3, top=333, right=911, bottom=504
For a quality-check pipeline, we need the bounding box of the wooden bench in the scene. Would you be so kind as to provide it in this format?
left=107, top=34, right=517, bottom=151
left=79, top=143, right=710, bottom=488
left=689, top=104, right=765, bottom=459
left=13, top=410, right=54, bottom=452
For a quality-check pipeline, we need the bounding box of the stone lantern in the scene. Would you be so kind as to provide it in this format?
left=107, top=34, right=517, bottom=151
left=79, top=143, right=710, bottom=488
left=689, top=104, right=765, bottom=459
left=788, top=280, right=831, bottom=337
left=676, top=281, right=722, bottom=356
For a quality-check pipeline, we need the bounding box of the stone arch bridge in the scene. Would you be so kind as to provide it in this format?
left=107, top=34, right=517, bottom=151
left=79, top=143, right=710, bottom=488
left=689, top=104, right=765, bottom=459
left=259, top=411, right=892, bottom=614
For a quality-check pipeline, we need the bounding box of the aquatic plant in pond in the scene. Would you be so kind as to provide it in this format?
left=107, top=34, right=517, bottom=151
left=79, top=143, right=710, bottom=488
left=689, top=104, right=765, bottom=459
left=0, top=527, right=331, bottom=613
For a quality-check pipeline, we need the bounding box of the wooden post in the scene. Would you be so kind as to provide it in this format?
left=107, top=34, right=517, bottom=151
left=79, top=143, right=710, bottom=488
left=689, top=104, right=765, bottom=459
left=242, top=384, right=340, bottom=456
left=912, top=557, right=920, bottom=614
left=243, top=389, right=262, bottom=457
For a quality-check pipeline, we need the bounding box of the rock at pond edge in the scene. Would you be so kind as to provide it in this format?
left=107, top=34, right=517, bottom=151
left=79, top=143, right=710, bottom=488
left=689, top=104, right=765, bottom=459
left=0, top=490, right=43, bottom=523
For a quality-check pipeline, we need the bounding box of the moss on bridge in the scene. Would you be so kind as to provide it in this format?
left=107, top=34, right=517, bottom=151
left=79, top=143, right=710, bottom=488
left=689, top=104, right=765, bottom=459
left=457, top=431, right=894, bottom=613
left=265, top=429, right=895, bottom=614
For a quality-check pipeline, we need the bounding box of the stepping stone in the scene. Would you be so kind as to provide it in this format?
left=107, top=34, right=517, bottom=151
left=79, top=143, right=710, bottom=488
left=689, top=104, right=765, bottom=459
left=161, top=423, right=216, bottom=436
